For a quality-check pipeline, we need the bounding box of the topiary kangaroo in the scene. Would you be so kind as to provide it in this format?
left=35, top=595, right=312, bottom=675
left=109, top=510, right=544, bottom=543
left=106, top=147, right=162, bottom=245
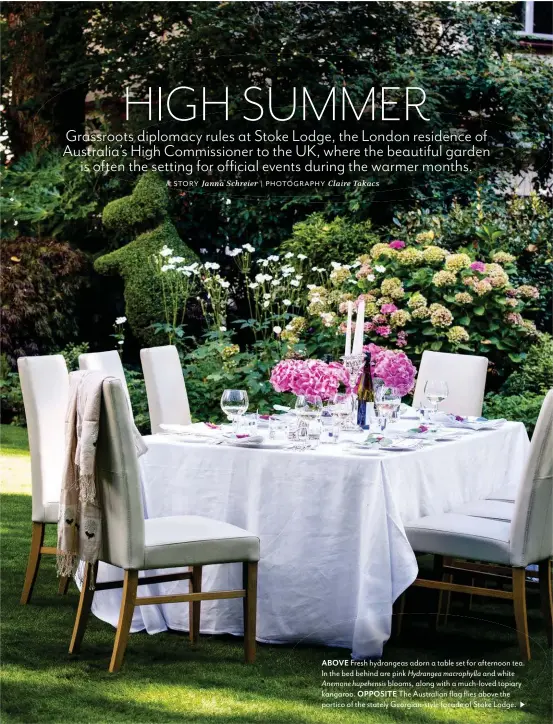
left=95, top=172, right=197, bottom=345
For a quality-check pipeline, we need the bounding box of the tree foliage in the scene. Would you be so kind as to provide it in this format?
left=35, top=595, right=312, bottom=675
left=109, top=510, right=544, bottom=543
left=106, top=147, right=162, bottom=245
left=2, top=1, right=551, bottom=250
left=1, top=236, right=86, bottom=364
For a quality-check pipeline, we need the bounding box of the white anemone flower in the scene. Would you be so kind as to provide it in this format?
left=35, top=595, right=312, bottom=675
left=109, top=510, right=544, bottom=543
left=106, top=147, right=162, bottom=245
left=115, top=316, right=127, bottom=325
left=273, top=326, right=282, bottom=334
left=284, top=252, right=294, bottom=259
left=330, top=261, right=341, bottom=269
left=219, top=326, right=227, bottom=332
left=263, top=301, right=270, bottom=308
left=366, top=274, right=375, bottom=282
left=297, top=254, right=307, bottom=260
left=268, top=255, right=280, bottom=262
left=283, top=299, right=292, bottom=306
left=242, top=243, right=255, bottom=253
left=375, top=265, right=386, bottom=273
left=249, top=282, right=259, bottom=289
left=160, top=247, right=173, bottom=257
left=161, top=264, right=176, bottom=272
left=263, top=293, right=271, bottom=300
left=290, top=279, right=300, bottom=287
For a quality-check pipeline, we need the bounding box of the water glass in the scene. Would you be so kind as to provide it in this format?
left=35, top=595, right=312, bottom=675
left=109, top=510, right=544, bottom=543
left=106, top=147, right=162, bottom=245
left=269, top=415, right=287, bottom=441
left=220, top=389, right=249, bottom=432
left=321, top=407, right=341, bottom=444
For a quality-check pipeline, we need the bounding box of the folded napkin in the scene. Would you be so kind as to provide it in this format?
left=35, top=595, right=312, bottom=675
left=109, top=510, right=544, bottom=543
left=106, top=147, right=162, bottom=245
left=159, top=422, right=223, bottom=438
left=435, top=413, right=505, bottom=431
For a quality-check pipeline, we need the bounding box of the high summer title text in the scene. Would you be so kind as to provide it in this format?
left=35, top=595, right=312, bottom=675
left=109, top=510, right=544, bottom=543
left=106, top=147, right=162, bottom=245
left=125, top=86, right=429, bottom=123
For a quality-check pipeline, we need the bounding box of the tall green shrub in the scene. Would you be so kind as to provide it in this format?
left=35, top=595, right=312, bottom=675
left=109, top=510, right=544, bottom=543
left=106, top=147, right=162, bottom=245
left=95, top=172, right=197, bottom=345
left=281, top=215, right=378, bottom=273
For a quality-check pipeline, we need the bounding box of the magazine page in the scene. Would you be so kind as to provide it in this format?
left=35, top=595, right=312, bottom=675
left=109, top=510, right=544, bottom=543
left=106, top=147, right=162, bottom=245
left=1, top=2, right=552, bottom=723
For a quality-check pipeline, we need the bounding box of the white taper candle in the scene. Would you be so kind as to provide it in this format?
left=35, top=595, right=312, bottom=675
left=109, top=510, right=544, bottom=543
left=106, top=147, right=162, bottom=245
left=344, top=301, right=353, bottom=356
left=352, top=300, right=365, bottom=355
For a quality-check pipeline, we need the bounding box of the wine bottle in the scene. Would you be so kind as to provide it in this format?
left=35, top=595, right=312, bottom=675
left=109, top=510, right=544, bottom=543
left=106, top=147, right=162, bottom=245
left=356, top=351, right=374, bottom=428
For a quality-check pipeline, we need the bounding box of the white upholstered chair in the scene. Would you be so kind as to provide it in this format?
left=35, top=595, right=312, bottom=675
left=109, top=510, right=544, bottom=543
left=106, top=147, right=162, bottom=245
left=17, top=355, right=70, bottom=603
left=78, top=350, right=131, bottom=410
left=412, top=351, right=488, bottom=417
left=402, top=390, right=553, bottom=660
left=69, top=378, right=260, bottom=672
left=140, top=345, right=191, bottom=433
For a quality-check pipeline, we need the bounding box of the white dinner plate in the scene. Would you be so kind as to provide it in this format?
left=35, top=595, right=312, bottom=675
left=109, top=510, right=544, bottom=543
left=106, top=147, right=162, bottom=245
left=160, top=433, right=217, bottom=444
left=222, top=434, right=265, bottom=447
left=379, top=439, right=423, bottom=451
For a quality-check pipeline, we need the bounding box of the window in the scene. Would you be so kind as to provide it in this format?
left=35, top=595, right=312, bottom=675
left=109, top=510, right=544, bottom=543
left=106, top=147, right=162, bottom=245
left=513, top=1, right=553, bottom=40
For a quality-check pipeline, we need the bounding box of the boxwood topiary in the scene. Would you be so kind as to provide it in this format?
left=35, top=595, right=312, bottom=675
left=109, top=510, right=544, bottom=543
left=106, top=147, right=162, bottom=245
left=95, top=172, right=197, bottom=345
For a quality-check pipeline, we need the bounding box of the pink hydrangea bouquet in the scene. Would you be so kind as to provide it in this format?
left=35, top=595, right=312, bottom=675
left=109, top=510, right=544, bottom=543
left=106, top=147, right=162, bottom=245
left=270, top=359, right=351, bottom=400
left=364, top=343, right=417, bottom=397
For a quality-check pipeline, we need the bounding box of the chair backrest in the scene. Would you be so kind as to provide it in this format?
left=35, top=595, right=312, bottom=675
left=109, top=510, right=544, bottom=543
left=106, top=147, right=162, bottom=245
left=96, top=378, right=145, bottom=570
left=17, top=355, right=69, bottom=522
left=510, top=389, right=553, bottom=568
left=79, top=351, right=132, bottom=412
left=140, top=345, right=191, bottom=433
left=412, top=350, right=488, bottom=417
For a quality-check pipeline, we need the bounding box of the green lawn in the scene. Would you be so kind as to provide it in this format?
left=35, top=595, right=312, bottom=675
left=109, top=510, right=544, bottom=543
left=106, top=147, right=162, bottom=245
left=0, top=424, right=551, bottom=723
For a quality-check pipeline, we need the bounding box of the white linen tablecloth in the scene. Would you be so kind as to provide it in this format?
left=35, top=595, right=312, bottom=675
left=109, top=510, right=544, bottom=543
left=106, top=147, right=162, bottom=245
left=88, top=420, right=528, bottom=659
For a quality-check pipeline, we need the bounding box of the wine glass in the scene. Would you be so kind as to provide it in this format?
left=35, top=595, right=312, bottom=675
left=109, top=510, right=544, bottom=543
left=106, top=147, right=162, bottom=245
left=295, top=395, right=323, bottom=420
left=220, top=389, right=249, bottom=432
left=424, top=380, right=449, bottom=420
left=374, top=386, right=401, bottom=427
left=330, top=393, right=354, bottom=429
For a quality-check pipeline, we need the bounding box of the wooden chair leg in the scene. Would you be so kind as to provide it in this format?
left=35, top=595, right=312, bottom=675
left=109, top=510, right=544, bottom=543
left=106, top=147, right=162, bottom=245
left=393, top=593, right=406, bottom=638
left=189, top=566, right=202, bottom=644
left=58, top=575, right=70, bottom=595
left=109, top=570, right=138, bottom=673
left=538, top=560, right=552, bottom=647
left=20, top=522, right=45, bottom=605
left=69, top=562, right=97, bottom=654
left=243, top=561, right=257, bottom=664
left=512, top=567, right=531, bottom=662
left=434, top=554, right=452, bottom=628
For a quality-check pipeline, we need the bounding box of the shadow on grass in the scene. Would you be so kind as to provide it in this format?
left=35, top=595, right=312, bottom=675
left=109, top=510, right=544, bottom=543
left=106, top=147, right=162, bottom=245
left=2, top=493, right=552, bottom=724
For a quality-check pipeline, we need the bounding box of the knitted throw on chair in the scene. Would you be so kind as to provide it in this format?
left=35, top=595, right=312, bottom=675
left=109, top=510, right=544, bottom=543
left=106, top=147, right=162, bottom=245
left=57, top=370, right=148, bottom=585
